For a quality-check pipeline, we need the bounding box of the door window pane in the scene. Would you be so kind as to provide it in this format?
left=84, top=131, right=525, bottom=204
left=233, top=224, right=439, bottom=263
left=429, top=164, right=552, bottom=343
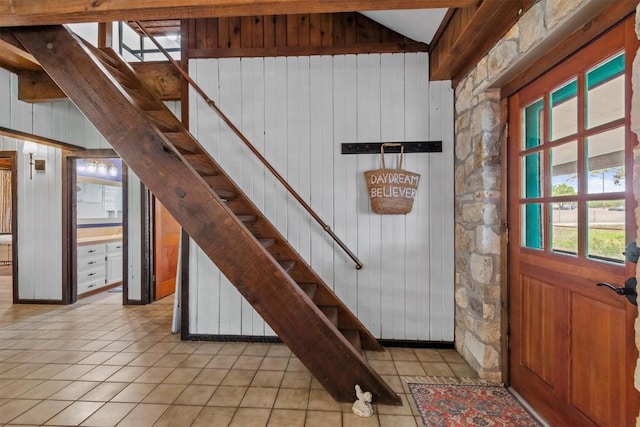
left=523, top=153, right=543, bottom=198
left=551, top=202, right=578, bottom=255
left=587, top=200, right=625, bottom=262
left=586, top=127, right=625, bottom=194
left=551, top=141, right=577, bottom=196
left=586, top=53, right=625, bottom=129
left=523, top=99, right=544, bottom=149
left=550, top=79, right=577, bottom=141
left=522, top=203, right=544, bottom=250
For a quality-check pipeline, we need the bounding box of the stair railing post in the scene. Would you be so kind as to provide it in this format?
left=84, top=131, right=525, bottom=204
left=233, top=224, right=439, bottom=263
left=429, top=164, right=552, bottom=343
left=133, top=21, right=363, bottom=270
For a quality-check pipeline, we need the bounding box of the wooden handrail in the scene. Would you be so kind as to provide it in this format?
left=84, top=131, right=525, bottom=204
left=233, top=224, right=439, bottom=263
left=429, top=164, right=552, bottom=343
left=133, top=21, right=363, bottom=269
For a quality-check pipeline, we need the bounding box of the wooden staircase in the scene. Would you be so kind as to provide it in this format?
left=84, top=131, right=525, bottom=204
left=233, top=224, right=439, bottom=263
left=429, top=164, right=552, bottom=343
left=13, top=25, right=401, bottom=405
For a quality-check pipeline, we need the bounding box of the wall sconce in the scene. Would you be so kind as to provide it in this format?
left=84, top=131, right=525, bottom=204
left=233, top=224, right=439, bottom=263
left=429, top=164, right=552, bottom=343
left=22, top=141, right=45, bottom=180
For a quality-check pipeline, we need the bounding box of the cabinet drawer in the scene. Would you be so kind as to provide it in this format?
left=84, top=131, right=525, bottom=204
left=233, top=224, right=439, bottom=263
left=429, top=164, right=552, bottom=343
left=106, top=241, right=123, bottom=254
left=77, top=255, right=105, bottom=272
left=78, top=244, right=106, bottom=258
left=78, top=265, right=106, bottom=285
left=78, top=279, right=106, bottom=295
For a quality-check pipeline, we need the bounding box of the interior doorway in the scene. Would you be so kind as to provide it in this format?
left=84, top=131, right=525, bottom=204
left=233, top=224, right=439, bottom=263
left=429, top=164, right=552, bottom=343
left=507, top=19, right=639, bottom=426
left=153, top=198, right=179, bottom=301
left=0, top=151, right=16, bottom=304
left=64, top=151, right=127, bottom=304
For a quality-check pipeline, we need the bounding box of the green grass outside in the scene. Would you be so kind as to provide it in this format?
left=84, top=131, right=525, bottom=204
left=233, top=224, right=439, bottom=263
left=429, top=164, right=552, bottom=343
left=552, top=226, right=625, bottom=261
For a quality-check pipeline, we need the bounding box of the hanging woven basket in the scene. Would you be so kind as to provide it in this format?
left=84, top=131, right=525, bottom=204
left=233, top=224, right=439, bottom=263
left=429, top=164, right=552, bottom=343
left=364, top=143, right=420, bottom=215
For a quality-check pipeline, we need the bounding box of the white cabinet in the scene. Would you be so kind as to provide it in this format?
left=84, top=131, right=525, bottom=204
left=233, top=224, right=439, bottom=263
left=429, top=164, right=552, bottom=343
left=77, top=240, right=123, bottom=295
left=77, top=243, right=106, bottom=295
left=106, top=242, right=123, bottom=285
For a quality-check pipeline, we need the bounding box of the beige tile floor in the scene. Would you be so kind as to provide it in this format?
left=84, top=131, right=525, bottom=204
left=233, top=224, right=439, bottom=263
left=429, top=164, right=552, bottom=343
left=0, top=274, right=478, bottom=426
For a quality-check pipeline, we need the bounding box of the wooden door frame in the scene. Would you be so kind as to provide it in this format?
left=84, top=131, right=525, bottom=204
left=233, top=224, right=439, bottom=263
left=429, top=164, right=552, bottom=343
left=501, top=12, right=638, bottom=385
left=140, top=184, right=153, bottom=305
left=0, top=151, right=18, bottom=303
left=62, top=149, right=129, bottom=304
left=502, top=16, right=639, bottom=425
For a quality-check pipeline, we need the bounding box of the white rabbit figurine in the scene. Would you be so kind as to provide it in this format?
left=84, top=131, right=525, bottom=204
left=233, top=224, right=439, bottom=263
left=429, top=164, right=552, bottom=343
left=352, top=384, right=374, bottom=417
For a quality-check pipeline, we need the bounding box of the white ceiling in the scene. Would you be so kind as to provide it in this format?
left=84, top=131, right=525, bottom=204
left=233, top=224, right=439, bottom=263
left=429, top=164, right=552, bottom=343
left=361, top=9, right=448, bottom=45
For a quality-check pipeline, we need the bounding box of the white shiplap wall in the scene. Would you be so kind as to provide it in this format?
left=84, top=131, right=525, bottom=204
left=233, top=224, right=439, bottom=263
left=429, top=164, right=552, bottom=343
left=0, top=68, right=145, bottom=302
left=188, top=53, right=455, bottom=341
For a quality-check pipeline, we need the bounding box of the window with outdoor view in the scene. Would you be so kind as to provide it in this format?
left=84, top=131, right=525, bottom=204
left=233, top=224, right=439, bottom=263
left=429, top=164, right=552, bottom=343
left=520, top=52, right=626, bottom=263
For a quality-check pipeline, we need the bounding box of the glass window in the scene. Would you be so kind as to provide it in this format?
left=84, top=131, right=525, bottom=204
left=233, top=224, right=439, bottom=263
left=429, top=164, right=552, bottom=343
left=523, top=99, right=544, bottom=149
left=523, top=153, right=543, bottom=198
left=517, top=51, right=627, bottom=264
left=551, top=141, right=577, bottom=196
left=586, top=127, right=625, bottom=194
left=550, top=79, right=578, bottom=141
left=523, top=203, right=544, bottom=250
left=587, top=200, right=625, bottom=262
left=551, top=202, right=578, bottom=255
left=586, top=53, right=625, bottom=129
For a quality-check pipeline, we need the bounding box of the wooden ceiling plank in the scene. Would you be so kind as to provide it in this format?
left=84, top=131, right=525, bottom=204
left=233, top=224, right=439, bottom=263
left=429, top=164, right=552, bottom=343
left=430, top=0, right=518, bottom=80
left=0, top=0, right=477, bottom=26
left=430, top=0, right=534, bottom=82
left=188, top=42, right=428, bottom=58
left=448, top=1, right=533, bottom=82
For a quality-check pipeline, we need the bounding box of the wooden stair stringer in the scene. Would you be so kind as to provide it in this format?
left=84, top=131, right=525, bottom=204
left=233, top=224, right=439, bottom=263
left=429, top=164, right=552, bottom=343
left=14, top=25, right=400, bottom=406
left=86, top=45, right=381, bottom=352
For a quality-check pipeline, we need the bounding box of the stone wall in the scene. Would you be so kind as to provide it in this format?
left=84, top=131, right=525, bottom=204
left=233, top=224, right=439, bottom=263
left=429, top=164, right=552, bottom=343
left=453, top=0, right=594, bottom=382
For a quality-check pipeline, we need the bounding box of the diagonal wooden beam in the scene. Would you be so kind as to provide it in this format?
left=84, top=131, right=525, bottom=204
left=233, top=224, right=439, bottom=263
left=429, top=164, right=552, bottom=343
left=0, top=0, right=476, bottom=26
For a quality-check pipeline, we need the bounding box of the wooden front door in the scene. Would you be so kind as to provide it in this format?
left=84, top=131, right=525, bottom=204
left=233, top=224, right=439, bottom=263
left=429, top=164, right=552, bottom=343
left=154, top=199, right=180, bottom=300
left=508, top=19, right=640, bottom=426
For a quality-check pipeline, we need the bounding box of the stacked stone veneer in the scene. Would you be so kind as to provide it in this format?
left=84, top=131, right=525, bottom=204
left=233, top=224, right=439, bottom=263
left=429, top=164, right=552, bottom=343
left=453, top=0, right=597, bottom=382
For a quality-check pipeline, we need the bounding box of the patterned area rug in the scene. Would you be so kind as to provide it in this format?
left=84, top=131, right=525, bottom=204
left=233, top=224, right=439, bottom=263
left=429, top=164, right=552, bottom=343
left=409, top=382, right=543, bottom=427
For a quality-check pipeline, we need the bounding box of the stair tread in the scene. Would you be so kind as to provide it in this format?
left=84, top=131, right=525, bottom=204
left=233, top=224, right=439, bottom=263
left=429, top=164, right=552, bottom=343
left=213, top=188, right=237, bottom=200
left=82, top=43, right=121, bottom=69
left=145, top=110, right=180, bottom=132
left=341, top=329, right=363, bottom=353
left=164, top=132, right=200, bottom=154
left=298, top=282, right=318, bottom=300
left=236, top=214, right=257, bottom=223
left=182, top=154, right=219, bottom=176
left=278, top=260, right=296, bottom=273
left=124, top=85, right=162, bottom=111
left=319, top=306, right=339, bottom=327
left=258, top=238, right=276, bottom=248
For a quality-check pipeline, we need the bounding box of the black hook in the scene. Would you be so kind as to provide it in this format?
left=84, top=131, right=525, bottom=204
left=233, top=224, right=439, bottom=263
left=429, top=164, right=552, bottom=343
left=597, top=279, right=637, bottom=306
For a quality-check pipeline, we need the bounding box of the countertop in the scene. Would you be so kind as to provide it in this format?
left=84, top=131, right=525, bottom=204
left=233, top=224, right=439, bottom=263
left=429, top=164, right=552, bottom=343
left=77, top=235, right=123, bottom=246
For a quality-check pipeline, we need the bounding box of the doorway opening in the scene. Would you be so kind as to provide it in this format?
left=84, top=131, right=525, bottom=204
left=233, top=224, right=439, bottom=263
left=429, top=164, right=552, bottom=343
left=0, top=151, right=16, bottom=304
left=142, top=186, right=180, bottom=303
left=64, top=152, right=127, bottom=304
left=153, top=198, right=180, bottom=301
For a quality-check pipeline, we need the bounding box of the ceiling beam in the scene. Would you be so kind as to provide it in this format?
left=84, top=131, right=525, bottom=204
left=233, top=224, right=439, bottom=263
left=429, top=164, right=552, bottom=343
left=429, top=0, right=535, bottom=83
left=0, top=34, right=40, bottom=72
left=0, top=0, right=476, bottom=26
left=0, top=126, right=83, bottom=151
